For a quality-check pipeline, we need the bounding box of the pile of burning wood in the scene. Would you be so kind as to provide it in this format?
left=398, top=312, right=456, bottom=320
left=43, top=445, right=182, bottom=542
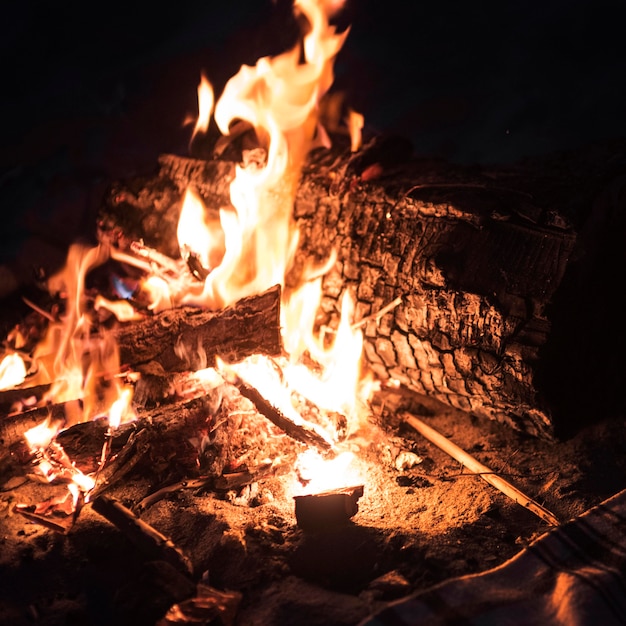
left=1, top=0, right=377, bottom=530
left=1, top=0, right=624, bottom=621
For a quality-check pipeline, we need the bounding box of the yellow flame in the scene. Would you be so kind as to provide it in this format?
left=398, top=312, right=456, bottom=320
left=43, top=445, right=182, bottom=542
left=293, top=448, right=364, bottom=495
left=94, top=295, right=143, bottom=322
left=107, top=386, right=134, bottom=430
left=177, top=0, right=348, bottom=310
left=177, top=187, right=222, bottom=271
left=24, top=417, right=60, bottom=449
left=348, top=109, right=364, bottom=152
left=282, top=289, right=365, bottom=419
left=0, top=352, right=27, bottom=390
left=193, top=72, right=214, bottom=139
left=168, top=1, right=367, bottom=427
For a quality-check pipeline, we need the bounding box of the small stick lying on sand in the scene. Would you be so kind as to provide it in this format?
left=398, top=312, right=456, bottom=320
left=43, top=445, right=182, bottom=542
left=401, top=412, right=560, bottom=526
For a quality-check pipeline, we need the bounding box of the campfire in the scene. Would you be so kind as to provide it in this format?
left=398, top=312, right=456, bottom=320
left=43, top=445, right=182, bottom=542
left=2, top=1, right=626, bottom=625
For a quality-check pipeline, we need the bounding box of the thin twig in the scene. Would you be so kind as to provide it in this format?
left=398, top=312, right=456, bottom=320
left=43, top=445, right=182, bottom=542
left=22, top=297, right=56, bottom=322
left=91, top=495, right=193, bottom=575
left=401, top=412, right=560, bottom=526
left=352, top=296, right=403, bottom=330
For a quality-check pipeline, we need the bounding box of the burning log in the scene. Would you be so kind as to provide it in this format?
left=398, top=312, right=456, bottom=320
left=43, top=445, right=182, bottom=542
left=0, top=400, right=69, bottom=460
left=99, top=139, right=626, bottom=438
left=91, top=494, right=194, bottom=576
left=114, top=284, right=283, bottom=372
left=220, top=367, right=334, bottom=452
left=0, top=382, right=49, bottom=415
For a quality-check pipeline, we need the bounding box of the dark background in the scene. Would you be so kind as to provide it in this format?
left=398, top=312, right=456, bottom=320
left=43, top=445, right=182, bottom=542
left=0, top=0, right=625, bottom=279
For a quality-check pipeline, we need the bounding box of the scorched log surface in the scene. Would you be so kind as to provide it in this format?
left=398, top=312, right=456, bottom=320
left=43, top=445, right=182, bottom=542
left=100, top=136, right=626, bottom=438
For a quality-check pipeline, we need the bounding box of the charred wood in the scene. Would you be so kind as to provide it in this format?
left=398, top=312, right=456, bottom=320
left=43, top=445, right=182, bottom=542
left=98, top=138, right=626, bottom=438
left=222, top=368, right=334, bottom=452
left=114, top=284, right=283, bottom=372
left=0, top=383, right=50, bottom=415
left=91, top=494, right=194, bottom=576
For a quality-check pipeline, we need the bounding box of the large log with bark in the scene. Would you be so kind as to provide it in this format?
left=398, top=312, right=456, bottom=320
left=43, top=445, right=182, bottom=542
left=100, top=135, right=626, bottom=439
left=114, top=284, right=282, bottom=372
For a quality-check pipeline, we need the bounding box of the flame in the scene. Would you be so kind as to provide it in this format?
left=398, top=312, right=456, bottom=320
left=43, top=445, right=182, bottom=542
left=94, top=295, right=143, bottom=322
left=193, top=72, right=214, bottom=140
left=177, top=187, right=224, bottom=272
left=6, top=0, right=374, bottom=521
left=293, top=448, right=364, bottom=495
left=171, top=0, right=349, bottom=311
left=281, top=287, right=369, bottom=424
left=0, top=352, right=27, bottom=390
left=165, top=0, right=369, bottom=445
left=348, top=109, right=364, bottom=152
left=24, top=416, right=60, bottom=449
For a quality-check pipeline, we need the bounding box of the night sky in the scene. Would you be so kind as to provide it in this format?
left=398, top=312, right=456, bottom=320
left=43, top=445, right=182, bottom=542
left=0, top=0, right=625, bottom=270
left=2, top=0, right=625, bottom=165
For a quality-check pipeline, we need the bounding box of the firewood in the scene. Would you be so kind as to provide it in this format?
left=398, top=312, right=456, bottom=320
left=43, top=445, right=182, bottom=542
left=220, top=367, right=334, bottom=452
left=114, top=284, right=283, bottom=372
left=90, top=427, right=151, bottom=499
left=91, top=494, right=194, bottom=575
left=98, top=138, right=626, bottom=438
left=0, top=401, right=68, bottom=453
left=0, top=382, right=50, bottom=415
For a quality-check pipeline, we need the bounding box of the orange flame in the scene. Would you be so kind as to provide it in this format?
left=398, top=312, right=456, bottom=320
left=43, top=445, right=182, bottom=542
left=193, top=72, right=214, bottom=140
left=173, top=0, right=349, bottom=311
left=168, top=0, right=368, bottom=430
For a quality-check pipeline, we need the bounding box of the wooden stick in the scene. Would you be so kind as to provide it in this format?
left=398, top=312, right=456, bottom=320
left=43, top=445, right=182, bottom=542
left=221, top=368, right=333, bottom=452
left=91, top=495, right=193, bottom=575
left=401, top=412, right=560, bottom=526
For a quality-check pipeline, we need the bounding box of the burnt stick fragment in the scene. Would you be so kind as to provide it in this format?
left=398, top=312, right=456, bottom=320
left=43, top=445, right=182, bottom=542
left=113, top=284, right=283, bottom=372
left=222, top=369, right=334, bottom=452
left=91, top=495, right=194, bottom=576
left=89, top=428, right=151, bottom=500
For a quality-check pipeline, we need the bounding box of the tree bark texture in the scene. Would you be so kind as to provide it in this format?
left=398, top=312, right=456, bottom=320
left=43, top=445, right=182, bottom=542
left=114, top=284, right=282, bottom=372
left=101, top=137, right=626, bottom=439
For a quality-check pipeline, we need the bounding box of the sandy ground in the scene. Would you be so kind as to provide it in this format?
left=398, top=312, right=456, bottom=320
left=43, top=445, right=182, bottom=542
left=1, top=382, right=625, bottom=625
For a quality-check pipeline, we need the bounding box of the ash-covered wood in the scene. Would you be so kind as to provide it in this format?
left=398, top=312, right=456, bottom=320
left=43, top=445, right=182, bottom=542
left=114, top=284, right=283, bottom=372
left=98, top=136, right=626, bottom=438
